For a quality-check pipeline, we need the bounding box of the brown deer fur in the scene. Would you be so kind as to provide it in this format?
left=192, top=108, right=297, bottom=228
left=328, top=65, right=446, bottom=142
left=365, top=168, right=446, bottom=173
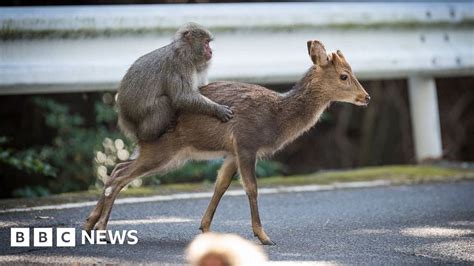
left=84, top=40, right=370, bottom=245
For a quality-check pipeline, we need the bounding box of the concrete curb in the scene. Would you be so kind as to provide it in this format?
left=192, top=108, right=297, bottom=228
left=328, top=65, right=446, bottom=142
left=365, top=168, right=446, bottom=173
left=0, top=180, right=391, bottom=214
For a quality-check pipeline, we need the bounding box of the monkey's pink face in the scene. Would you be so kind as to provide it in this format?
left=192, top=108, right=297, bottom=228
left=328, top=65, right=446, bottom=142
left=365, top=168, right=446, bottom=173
left=204, top=39, right=213, bottom=61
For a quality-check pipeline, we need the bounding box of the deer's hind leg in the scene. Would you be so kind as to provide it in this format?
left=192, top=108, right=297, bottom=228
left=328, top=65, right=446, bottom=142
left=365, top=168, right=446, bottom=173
left=84, top=195, right=106, bottom=232
left=93, top=154, right=178, bottom=231
left=83, top=160, right=147, bottom=232
left=110, top=161, right=133, bottom=179
left=83, top=161, right=132, bottom=232
left=85, top=145, right=178, bottom=231
left=200, top=156, right=237, bottom=232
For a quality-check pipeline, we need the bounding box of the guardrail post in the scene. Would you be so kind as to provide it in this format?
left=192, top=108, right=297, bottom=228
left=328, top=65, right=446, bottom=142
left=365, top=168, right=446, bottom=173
left=407, top=76, right=443, bottom=162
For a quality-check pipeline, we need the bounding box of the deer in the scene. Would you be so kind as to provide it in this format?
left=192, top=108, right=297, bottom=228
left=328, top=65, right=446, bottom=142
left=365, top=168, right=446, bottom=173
left=83, top=40, right=370, bottom=245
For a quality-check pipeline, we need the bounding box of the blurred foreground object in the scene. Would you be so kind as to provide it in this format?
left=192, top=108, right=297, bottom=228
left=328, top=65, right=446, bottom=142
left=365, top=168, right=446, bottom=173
left=186, top=233, right=267, bottom=266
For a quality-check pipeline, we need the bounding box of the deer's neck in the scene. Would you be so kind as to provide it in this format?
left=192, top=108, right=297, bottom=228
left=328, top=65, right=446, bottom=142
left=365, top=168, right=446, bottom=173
left=277, top=70, right=331, bottom=146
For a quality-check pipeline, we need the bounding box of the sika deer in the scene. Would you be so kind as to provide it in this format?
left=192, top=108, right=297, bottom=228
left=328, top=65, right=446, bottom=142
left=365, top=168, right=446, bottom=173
left=84, top=40, right=370, bottom=245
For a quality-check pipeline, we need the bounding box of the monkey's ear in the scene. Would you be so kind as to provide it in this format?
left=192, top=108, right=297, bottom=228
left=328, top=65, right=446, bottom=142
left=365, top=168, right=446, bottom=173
left=183, top=30, right=192, bottom=42
left=307, top=40, right=328, bottom=66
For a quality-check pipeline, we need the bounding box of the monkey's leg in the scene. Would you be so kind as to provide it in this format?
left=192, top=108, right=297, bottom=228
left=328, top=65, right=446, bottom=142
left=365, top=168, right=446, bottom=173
left=200, top=156, right=237, bottom=232
left=236, top=150, right=275, bottom=245
left=137, top=96, right=174, bottom=141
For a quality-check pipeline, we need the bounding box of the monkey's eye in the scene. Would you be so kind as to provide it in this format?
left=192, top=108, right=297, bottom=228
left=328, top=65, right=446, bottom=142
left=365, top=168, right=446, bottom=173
left=340, top=74, right=348, bottom=81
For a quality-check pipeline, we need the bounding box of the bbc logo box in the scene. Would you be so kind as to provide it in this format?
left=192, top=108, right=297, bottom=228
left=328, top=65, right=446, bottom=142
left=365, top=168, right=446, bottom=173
left=10, top=228, right=30, bottom=247
left=11, top=228, right=76, bottom=247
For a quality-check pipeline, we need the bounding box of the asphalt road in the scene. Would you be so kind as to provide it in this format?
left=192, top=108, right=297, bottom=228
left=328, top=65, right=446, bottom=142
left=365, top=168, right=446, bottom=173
left=0, top=181, right=473, bottom=264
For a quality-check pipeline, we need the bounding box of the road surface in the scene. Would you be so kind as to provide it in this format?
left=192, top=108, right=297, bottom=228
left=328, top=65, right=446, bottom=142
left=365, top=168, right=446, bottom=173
left=0, top=181, right=473, bottom=264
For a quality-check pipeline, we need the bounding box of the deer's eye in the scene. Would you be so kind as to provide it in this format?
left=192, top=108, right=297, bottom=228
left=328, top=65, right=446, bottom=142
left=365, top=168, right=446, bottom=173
left=340, top=74, right=348, bottom=81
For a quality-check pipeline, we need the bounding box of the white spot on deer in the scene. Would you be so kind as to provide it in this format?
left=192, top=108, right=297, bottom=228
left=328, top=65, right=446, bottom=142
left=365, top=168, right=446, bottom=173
left=104, top=187, right=112, bottom=197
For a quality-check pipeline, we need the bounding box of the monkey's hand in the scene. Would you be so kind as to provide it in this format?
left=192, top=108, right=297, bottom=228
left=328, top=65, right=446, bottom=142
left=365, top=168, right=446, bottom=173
left=216, top=105, right=234, bottom=122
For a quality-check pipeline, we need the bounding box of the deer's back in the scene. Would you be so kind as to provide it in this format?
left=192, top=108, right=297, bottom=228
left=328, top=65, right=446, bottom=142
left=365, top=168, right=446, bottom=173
left=201, top=82, right=281, bottom=112
left=169, top=81, right=282, bottom=153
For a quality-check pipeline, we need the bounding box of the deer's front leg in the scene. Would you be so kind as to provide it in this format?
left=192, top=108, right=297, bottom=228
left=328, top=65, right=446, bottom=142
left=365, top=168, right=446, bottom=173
left=237, top=151, right=275, bottom=245
left=200, top=156, right=237, bottom=232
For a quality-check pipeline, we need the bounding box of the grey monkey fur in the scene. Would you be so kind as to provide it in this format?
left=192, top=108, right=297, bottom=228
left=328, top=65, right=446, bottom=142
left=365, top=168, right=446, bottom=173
left=117, top=22, right=233, bottom=142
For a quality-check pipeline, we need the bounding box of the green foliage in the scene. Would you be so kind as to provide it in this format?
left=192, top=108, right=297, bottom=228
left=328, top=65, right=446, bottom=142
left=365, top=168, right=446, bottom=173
left=0, top=137, right=56, bottom=177
left=12, top=185, right=50, bottom=198
left=151, top=160, right=223, bottom=185
left=256, top=160, right=286, bottom=177
left=147, top=159, right=286, bottom=185
left=95, top=100, right=117, bottom=124
left=30, top=97, right=127, bottom=194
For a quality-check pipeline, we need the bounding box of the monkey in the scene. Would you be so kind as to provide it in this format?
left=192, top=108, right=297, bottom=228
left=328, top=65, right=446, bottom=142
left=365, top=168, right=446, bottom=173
left=116, top=22, right=233, bottom=142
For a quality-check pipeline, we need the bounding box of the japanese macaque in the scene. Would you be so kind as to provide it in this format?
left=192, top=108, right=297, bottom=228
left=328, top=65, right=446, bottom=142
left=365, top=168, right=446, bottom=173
left=117, top=22, right=233, bottom=142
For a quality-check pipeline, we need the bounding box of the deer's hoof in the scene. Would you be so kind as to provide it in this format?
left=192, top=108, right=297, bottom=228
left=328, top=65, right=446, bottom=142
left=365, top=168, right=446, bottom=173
left=260, top=238, right=276, bottom=246
left=83, top=221, right=94, bottom=233
left=94, top=221, right=107, bottom=231
left=199, top=226, right=210, bottom=233
left=83, top=226, right=92, bottom=234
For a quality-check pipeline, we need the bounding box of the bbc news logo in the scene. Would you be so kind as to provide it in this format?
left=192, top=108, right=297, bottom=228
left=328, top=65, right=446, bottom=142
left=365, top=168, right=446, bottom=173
left=11, top=228, right=138, bottom=247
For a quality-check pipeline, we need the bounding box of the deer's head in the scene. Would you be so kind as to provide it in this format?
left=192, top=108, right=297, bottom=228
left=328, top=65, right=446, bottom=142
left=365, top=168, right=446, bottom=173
left=307, top=40, right=370, bottom=106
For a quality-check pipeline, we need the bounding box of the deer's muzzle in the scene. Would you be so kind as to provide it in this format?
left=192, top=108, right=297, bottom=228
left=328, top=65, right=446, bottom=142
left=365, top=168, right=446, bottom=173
left=355, top=93, right=371, bottom=106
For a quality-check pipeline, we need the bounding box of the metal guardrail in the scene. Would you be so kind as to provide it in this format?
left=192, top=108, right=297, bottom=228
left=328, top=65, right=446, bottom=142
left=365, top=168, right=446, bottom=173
left=2, top=3, right=473, bottom=32
left=1, top=2, right=473, bottom=161
left=1, top=3, right=473, bottom=91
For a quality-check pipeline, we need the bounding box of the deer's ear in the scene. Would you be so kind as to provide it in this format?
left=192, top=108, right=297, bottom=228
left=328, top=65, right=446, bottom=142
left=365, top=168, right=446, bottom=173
left=307, top=40, right=328, bottom=66
left=336, top=50, right=347, bottom=62
left=307, top=41, right=313, bottom=55
left=336, top=50, right=344, bottom=58
left=332, top=51, right=347, bottom=68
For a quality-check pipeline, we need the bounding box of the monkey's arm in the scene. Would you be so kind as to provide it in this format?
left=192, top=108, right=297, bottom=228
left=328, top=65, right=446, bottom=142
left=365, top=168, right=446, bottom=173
left=173, top=91, right=233, bottom=122
left=168, top=78, right=233, bottom=122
